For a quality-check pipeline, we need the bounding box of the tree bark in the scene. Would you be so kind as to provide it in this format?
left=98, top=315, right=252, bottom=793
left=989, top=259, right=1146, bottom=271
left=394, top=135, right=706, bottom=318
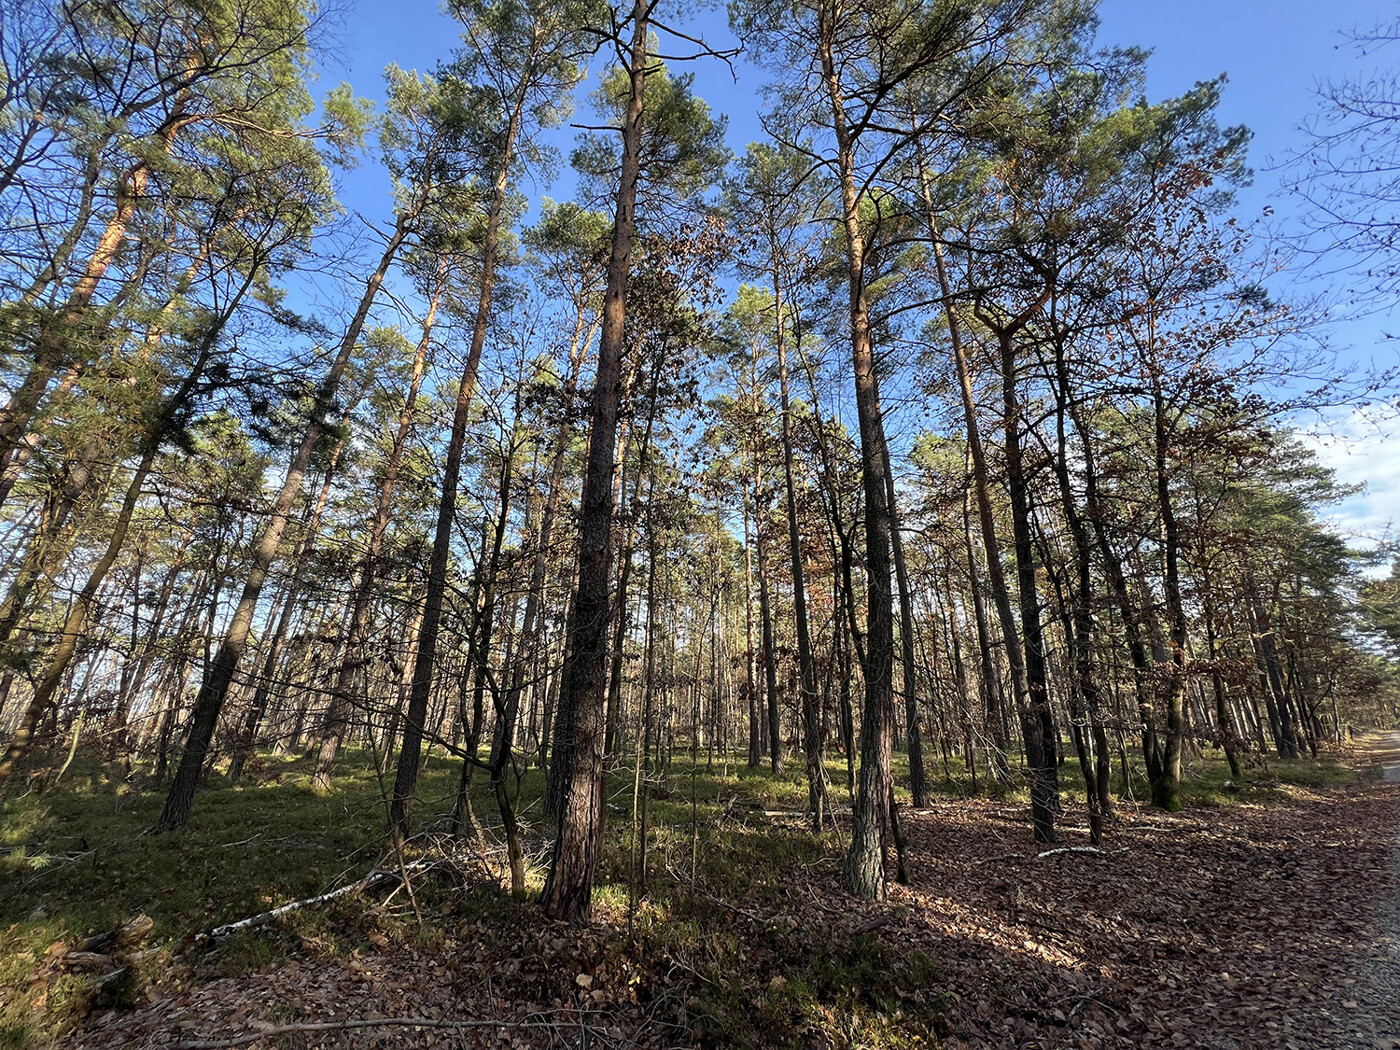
left=818, top=3, right=897, bottom=899
left=983, top=317, right=1059, bottom=840
left=1147, top=368, right=1187, bottom=811
left=542, top=0, right=647, bottom=924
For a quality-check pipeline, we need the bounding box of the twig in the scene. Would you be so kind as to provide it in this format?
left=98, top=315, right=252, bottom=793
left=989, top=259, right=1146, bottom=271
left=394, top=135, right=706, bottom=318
left=802, top=880, right=847, bottom=916
left=216, top=835, right=263, bottom=851
left=981, top=845, right=1130, bottom=863
left=690, top=882, right=766, bottom=924
left=389, top=831, right=424, bottom=925
left=54, top=709, right=86, bottom=785
left=179, top=1015, right=611, bottom=1048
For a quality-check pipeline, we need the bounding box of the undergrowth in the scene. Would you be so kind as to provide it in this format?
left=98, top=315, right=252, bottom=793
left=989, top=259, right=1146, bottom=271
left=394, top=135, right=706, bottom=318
left=0, top=736, right=1365, bottom=1048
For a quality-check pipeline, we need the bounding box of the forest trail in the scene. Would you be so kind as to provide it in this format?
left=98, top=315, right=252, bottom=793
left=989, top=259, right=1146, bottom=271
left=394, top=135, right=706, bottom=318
left=1342, top=730, right=1400, bottom=1049
left=1365, top=729, right=1400, bottom=783
left=878, top=750, right=1400, bottom=1050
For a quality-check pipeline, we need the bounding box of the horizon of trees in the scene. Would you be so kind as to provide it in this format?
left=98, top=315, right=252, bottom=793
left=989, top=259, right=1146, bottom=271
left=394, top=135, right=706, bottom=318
left=1, top=0, right=1397, bottom=922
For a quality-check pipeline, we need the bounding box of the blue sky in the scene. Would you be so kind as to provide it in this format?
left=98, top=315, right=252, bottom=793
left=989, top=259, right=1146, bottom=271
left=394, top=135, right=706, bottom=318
left=321, top=1, right=1398, bottom=207
left=312, top=0, right=1399, bottom=558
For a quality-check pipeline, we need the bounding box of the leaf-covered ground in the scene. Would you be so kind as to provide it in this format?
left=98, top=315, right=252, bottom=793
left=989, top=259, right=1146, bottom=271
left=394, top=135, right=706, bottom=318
left=894, top=760, right=1400, bottom=1049
left=25, top=738, right=1400, bottom=1049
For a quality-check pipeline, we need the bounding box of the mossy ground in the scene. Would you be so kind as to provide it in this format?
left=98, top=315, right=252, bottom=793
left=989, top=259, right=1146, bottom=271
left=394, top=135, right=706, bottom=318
left=0, top=745, right=940, bottom=1048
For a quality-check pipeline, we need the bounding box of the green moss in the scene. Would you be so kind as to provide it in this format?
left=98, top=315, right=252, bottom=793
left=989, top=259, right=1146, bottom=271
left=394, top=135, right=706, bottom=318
left=0, top=748, right=466, bottom=1046
left=628, top=896, right=945, bottom=1049
left=1176, top=749, right=1356, bottom=806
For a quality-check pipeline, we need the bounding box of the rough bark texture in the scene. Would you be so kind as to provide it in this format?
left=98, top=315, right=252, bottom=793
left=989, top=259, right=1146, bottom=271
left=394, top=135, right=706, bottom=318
left=542, top=0, right=647, bottom=924
left=819, top=2, right=896, bottom=901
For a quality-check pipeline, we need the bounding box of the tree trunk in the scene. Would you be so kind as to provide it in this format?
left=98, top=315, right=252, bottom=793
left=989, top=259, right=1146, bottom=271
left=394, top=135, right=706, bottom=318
left=602, top=353, right=657, bottom=764
left=542, top=0, right=647, bottom=924
left=502, top=312, right=595, bottom=784
left=1047, top=329, right=1112, bottom=834
left=752, top=452, right=783, bottom=776
left=773, top=269, right=825, bottom=825
left=883, top=449, right=927, bottom=808
left=451, top=462, right=515, bottom=835
left=818, top=6, right=897, bottom=899
left=310, top=263, right=444, bottom=792
left=0, top=268, right=253, bottom=788
left=388, top=84, right=528, bottom=842
left=977, top=307, right=1059, bottom=843
left=921, top=163, right=1052, bottom=841
left=962, top=462, right=1012, bottom=785
left=1148, top=371, right=1187, bottom=811
left=0, top=160, right=152, bottom=489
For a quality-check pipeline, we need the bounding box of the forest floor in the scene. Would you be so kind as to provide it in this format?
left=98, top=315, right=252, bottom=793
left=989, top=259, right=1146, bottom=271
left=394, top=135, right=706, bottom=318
left=3, top=738, right=1398, bottom=1050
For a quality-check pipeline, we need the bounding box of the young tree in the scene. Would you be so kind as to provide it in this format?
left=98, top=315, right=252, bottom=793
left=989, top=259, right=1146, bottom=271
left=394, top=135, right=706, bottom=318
left=728, top=142, right=830, bottom=822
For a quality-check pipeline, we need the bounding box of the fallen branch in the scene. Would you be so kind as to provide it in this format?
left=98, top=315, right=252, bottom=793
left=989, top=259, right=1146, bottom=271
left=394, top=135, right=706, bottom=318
left=760, top=806, right=852, bottom=819
left=851, top=914, right=893, bottom=935
left=62, top=951, right=112, bottom=971
left=1035, top=846, right=1129, bottom=860
left=198, top=862, right=434, bottom=941
left=179, top=1015, right=611, bottom=1049
left=78, top=914, right=153, bottom=954
left=982, top=846, right=1130, bottom=864
left=388, top=829, right=424, bottom=925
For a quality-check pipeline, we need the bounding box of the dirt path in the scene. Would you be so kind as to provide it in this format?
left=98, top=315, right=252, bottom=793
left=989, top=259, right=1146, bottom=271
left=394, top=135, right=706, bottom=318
left=1359, top=728, right=1400, bottom=784
left=1336, top=731, right=1400, bottom=1049
left=887, top=741, right=1400, bottom=1049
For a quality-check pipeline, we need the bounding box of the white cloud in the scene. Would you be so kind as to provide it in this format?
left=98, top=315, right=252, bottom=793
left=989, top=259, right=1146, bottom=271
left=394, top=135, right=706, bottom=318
left=1297, top=403, right=1400, bottom=572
